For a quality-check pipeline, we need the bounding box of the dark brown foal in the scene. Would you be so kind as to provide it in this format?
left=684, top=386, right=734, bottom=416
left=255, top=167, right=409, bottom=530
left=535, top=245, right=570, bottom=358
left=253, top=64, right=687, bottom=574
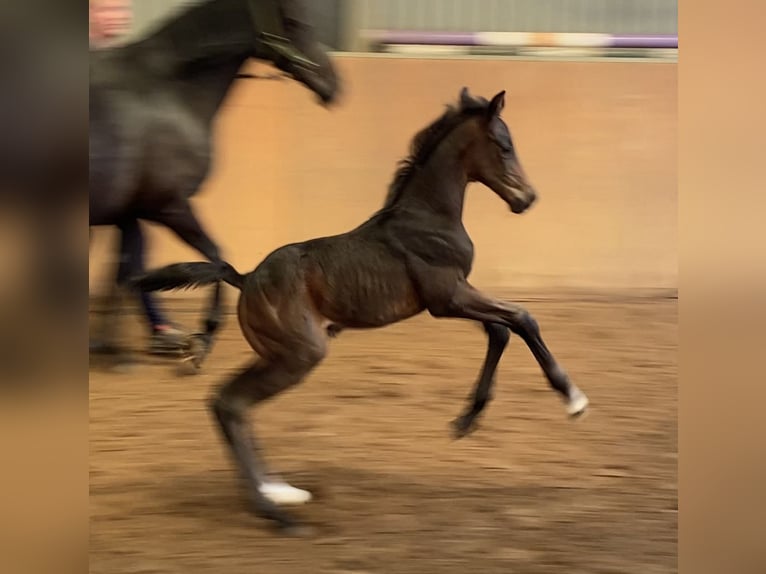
left=134, top=87, right=589, bottom=533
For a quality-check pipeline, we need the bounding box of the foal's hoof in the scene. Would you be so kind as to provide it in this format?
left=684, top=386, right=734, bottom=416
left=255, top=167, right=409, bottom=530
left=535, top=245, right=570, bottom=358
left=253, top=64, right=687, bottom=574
left=566, top=387, right=589, bottom=418
left=176, top=354, right=202, bottom=376
left=260, top=480, right=313, bottom=506
left=451, top=414, right=478, bottom=439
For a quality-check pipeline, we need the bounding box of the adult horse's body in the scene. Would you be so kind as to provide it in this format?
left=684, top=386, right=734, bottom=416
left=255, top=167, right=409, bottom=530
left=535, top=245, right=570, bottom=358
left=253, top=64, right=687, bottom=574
left=134, top=88, right=590, bottom=534
left=89, top=0, right=340, bottom=363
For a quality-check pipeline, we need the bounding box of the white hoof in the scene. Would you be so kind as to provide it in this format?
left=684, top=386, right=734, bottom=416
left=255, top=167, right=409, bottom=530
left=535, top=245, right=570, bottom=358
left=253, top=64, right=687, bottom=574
left=259, top=480, right=312, bottom=506
left=566, top=388, right=589, bottom=417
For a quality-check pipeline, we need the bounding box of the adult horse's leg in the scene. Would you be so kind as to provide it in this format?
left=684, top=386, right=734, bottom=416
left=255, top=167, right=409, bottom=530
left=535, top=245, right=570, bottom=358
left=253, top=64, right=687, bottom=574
left=90, top=220, right=147, bottom=367
left=432, top=282, right=589, bottom=418
left=182, top=280, right=222, bottom=372
left=90, top=269, right=135, bottom=367
left=116, top=218, right=187, bottom=356
left=147, top=199, right=224, bottom=371
left=452, top=322, right=510, bottom=438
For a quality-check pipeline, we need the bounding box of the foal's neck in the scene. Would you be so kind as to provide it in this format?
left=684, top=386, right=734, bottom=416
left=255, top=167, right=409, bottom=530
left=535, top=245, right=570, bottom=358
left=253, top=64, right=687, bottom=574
left=401, top=135, right=469, bottom=222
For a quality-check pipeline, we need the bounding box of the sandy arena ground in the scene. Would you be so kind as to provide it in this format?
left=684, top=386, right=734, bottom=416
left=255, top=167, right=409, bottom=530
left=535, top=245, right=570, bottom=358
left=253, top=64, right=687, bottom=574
left=90, top=296, right=677, bottom=573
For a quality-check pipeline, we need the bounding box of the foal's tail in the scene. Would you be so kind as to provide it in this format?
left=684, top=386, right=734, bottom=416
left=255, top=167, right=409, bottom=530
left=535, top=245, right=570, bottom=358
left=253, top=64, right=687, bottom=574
left=131, top=261, right=246, bottom=293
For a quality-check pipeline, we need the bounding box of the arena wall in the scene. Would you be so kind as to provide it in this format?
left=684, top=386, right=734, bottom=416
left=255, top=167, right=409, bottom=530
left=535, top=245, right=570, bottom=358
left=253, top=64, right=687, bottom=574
left=89, top=55, right=677, bottom=296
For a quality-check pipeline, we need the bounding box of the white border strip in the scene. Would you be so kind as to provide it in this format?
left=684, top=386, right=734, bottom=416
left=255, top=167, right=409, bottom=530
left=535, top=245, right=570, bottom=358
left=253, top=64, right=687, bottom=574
left=383, top=44, right=475, bottom=56
left=476, top=32, right=612, bottom=48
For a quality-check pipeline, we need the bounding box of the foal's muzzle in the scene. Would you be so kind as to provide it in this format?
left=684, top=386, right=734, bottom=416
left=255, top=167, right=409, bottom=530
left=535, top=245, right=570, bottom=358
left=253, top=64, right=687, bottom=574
left=508, top=187, right=537, bottom=214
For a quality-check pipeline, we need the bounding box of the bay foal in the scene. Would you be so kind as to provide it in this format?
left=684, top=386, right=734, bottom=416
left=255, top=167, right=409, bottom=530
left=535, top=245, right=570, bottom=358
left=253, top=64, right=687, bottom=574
left=134, top=88, right=589, bottom=533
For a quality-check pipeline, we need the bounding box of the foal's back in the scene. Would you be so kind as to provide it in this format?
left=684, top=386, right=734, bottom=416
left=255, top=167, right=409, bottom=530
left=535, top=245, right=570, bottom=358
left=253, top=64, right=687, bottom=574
left=243, top=217, right=425, bottom=336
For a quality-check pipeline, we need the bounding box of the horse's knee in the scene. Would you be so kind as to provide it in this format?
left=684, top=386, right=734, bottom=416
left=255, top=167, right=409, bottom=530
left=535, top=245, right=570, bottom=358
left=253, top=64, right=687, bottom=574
left=292, top=341, right=326, bottom=372
left=209, top=390, right=242, bottom=419
left=212, top=383, right=266, bottom=419
left=509, top=308, right=539, bottom=336
left=484, top=322, right=510, bottom=345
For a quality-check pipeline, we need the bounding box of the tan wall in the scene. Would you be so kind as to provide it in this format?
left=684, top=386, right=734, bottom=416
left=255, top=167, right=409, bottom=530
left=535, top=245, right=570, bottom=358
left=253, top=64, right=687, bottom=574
left=90, top=55, right=677, bottom=294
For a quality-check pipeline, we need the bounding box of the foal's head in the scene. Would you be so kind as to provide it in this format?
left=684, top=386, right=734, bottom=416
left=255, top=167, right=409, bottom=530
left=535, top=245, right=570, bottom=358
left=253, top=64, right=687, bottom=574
left=459, top=87, right=537, bottom=214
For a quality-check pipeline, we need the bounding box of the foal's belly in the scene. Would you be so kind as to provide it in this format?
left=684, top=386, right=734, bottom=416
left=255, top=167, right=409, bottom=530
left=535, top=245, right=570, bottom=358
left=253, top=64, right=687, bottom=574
left=325, top=281, right=424, bottom=329
left=305, top=241, right=424, bottom=329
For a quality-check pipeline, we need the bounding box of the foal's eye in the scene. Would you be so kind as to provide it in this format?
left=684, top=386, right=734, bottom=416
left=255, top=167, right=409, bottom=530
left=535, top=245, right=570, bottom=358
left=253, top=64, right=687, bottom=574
left=490, top=134, right=513, bottom=156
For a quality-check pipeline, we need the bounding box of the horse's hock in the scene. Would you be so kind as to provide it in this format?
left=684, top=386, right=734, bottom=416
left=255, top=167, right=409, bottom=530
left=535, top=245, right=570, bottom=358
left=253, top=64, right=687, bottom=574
left=89, top=56, right=676, bottom=296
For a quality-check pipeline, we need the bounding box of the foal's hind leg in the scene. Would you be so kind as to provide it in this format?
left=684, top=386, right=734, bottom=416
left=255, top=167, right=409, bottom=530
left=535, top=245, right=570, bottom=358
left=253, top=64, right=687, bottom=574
left=452, top=322, right=510, bottom=438
left=433, top=283, right=588, bottom=418
left=208, top=355, right=322, bottom=533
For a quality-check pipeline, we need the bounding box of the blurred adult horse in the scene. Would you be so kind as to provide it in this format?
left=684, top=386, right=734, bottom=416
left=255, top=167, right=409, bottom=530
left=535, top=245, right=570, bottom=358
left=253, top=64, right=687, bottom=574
left=90, top=0, right=341, bottom=367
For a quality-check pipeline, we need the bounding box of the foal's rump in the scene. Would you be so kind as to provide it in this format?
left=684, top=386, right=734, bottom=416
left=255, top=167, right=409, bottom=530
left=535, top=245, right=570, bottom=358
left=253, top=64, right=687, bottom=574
left=237, top=244, right=330, bottom=363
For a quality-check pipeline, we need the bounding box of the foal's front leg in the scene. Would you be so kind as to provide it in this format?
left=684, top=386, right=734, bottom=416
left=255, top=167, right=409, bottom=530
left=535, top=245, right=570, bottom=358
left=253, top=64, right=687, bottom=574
left=433, top=283, right=589, bottom=417
left=452, top=322, right=510, bottom=438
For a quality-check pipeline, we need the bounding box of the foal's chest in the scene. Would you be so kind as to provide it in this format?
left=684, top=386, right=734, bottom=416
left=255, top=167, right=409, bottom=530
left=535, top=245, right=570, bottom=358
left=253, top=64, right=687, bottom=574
left=403, top=226, right=475, bottom=276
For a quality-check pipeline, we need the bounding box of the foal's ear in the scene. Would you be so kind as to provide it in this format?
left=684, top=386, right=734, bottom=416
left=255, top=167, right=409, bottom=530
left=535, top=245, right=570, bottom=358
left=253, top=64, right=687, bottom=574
left=459, top=86, right=473, bottom=108
left=487, top=90, right=506, bottom=118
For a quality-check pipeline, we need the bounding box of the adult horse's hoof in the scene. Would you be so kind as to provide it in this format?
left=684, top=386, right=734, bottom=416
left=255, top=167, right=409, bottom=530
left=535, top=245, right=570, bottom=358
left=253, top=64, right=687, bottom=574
left=176, top=354, right=202, bottom=376
left=148, top=326, right=187, bottom=356
left=176, top=333, right=211, bottom=376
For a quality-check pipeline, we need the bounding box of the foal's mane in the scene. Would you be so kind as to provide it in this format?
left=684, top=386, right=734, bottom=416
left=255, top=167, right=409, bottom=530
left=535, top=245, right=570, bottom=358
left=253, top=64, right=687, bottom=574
left=382, top=94, right=489, bottom=208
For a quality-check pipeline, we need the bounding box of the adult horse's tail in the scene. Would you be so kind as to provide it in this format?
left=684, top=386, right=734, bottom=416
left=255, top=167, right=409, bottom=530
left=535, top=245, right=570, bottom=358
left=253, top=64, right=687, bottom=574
left=132, top=261, right=245, bottom=292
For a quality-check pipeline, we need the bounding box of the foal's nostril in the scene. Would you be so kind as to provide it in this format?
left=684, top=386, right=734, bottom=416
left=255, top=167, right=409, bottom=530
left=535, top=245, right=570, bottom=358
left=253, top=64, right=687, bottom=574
left=509, top=197, right=526, bottom=214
